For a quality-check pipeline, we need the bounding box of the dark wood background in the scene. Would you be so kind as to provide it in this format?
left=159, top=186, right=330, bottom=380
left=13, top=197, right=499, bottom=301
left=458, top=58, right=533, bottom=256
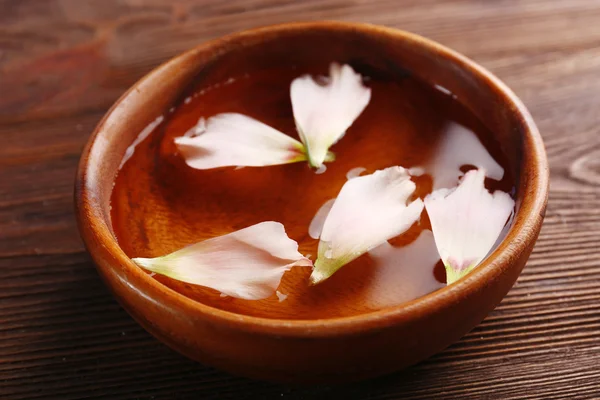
left=2, top=0, right=599, bottom=399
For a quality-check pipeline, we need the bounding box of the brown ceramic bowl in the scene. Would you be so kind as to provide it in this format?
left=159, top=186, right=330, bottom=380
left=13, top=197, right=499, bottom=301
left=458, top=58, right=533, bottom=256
left=75, top=21, right=549, bottom=383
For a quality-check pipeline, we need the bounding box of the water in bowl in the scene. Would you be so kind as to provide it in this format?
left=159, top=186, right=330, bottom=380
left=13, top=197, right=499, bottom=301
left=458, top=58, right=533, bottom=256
left=110, top=67, right=515, bottom=319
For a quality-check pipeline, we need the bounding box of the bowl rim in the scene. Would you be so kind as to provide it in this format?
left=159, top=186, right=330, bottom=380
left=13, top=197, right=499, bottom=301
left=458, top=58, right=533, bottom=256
left=76, top=20, right=549, bottom=337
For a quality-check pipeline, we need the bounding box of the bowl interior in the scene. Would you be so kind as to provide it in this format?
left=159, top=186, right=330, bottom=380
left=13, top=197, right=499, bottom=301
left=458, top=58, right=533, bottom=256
left=81, top=23, right=542, bottom=324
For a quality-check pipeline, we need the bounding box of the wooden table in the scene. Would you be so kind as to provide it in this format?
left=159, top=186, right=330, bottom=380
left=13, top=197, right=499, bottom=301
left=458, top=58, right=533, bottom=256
left=2, top=1, right=599, bottom=398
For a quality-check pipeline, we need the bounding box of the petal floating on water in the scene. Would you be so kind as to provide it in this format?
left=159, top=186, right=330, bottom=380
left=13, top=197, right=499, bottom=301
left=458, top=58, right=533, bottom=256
left=310, top=167, right=424, bottom=284
left=308, top=198, right=336, bottom=240
left=175, top=113, right=307, bottom=169
left=424, top=168, right=515, bottom=284
left=132, top=222, right=313, bottom=300
left=291, top=63, right=371, bottom=168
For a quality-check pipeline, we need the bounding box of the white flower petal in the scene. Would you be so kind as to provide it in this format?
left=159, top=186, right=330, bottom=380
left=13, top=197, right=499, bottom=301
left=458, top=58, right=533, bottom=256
left=424, top=168, right=515, bottom=284
left=308, top=198, right=336, bottom=239
left=310, top=167, right=424, bottom=284
left=174, top=113, right=306, bottom=169
left=290, top=63, right=371, bottom=168
left=309, top=168, right=367, bottom=240
left=132, top=221, right=312, bottom=300
left=430, top=123, right=504, bottom=189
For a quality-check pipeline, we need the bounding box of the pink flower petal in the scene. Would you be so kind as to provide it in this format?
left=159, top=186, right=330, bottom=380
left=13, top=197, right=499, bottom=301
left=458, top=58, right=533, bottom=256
left=175, top=113, right=306, bottom=169
left=310, top=167, right=424, bottom=284
left=425, top=168, right=515, bottom=284
left=291, top=63, right=371, bottom=168
left=133, top=222, right=312, bottom=300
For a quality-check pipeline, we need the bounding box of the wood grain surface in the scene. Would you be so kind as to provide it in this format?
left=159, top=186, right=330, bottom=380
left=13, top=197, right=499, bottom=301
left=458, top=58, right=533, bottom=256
left=1, top=0, right=599, bottom=399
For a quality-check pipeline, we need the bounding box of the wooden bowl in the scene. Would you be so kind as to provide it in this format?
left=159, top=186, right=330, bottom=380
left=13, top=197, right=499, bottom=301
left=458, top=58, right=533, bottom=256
left=75, top=21, right=549, bottom=383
